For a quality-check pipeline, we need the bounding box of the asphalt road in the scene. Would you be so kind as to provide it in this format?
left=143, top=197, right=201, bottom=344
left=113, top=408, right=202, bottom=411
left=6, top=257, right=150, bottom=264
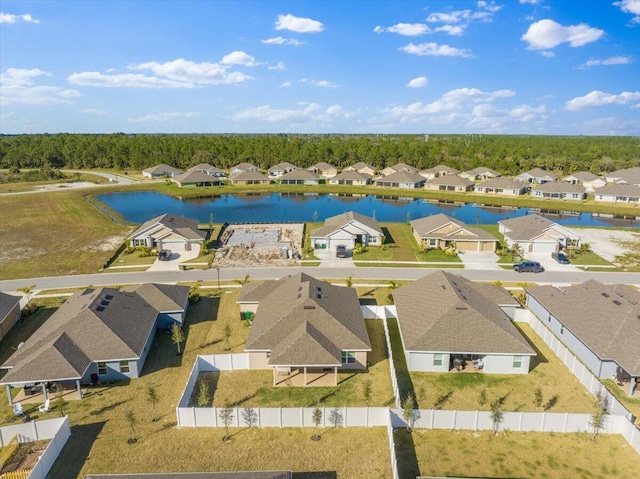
left=2, top=266, right=639, bottom=292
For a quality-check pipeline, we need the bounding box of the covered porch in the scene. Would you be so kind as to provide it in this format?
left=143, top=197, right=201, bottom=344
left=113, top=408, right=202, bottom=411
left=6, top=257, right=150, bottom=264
left=5, top=379, right=84, bottom=405
left=272, top=366, right=339, bottom=387
left=449, top=355, right=486, bottom=373
left=615, top=367, right=638, bottom=397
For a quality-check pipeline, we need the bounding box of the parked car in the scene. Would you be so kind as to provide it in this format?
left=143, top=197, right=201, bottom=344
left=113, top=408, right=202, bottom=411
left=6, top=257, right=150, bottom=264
left=336, top=245, right=347, bottom=258
left=158, top=250, right=172, bottom=261
left=551, top=252, right=570, bottom=264
left=513, top=261, right=544, bottom=273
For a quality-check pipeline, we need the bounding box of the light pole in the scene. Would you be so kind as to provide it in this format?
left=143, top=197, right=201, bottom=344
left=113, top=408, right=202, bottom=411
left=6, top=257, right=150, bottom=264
left=216, top=267, right=221, bottom=291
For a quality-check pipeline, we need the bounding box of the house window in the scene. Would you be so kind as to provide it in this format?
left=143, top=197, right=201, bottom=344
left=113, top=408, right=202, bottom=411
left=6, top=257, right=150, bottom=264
left=429, top=239, right=437, bottom=247
left=97, top=362, right=107, bottom=375
left=119, top=360, right=130, bottom=374
left=560, top=326, right=564, bottom=335
left=433, top=353, right=443, bottom=366
left=513, top=356, right=523, bottom=368
left=341, top=351, right=356, bottom=364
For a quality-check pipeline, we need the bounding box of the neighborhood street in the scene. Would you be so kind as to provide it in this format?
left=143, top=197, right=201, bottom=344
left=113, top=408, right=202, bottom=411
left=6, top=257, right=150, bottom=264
left=2, top=266, right=640, bottom=293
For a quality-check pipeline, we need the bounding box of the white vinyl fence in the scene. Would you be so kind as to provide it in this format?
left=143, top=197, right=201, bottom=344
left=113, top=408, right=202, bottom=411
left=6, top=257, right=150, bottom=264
left=0, top=416, right=71, bottom=479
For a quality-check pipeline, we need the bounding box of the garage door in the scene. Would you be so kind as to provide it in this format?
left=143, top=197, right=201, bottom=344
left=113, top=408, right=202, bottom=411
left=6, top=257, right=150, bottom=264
left=457, top=241, right=477, bottom=251
left=530, top=241, right=557, bottom=253
left=481, top=242, right=495, bottom=252
left=160, top=240, right=187, bottom=251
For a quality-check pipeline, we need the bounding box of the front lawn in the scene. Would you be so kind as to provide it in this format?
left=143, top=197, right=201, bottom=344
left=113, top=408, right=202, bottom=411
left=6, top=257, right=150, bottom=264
left=387, top=318, right=595, bottom=413
left=211, top=319, right=395, bottom=407
left=396, top=429, right=640, bottom=479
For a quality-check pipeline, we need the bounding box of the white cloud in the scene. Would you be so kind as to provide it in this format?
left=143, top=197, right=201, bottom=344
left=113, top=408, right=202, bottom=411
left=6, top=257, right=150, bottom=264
left=280, top=81, right=292, bottom=87
left=579, top=56, right=631, bottom=68
left=220, top=51, right=262, bottom=66
left=0, top=68, right=80, bottom=105
left=233, top=103, right=356, bottom=124
left=541, top=51, right=555, bottom=58
left=275, top=14, right=323, bottom=33
left=374, top=23, right=432, bottom=36
left=69, top=58, right=254, bottom=88
left=127, top=112, right=200, bottom=123
left=400, top=42, right=472, bottom=57
left=435, top=24, right=466, bottom=36
left=521, top=19, right=604, bottom=50
left=477, top=1, right=502, bottom=13
left=519, top=0, right=540, bottom=4
left=426, top=2, right=500, bottom=25
left=614, top=0, right=640, bottom=23
left=80, top=108, right=108, bottom=115
left=261, top=36, right=305, bottom=46
left=565, top=90, right=640, bottom=110
left=407, top=76, right=429, bottom=88
left=268, top=62, right=286, bottom=70
left=298, top=78, right=338, bottom=88
left=0, top=12, right=40, bottom=24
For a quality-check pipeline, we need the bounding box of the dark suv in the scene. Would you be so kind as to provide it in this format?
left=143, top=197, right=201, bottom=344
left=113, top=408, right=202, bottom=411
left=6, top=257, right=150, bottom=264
left=513, top=261, right=544, bottom=273
left=551, top=252, right=570, bottom=264
left=336, top=245, right=347, bottom=258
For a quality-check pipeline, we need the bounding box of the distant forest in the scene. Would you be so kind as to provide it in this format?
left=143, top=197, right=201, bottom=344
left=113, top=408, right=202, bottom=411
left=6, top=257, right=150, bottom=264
left=1, top=134, right=638, bottom=175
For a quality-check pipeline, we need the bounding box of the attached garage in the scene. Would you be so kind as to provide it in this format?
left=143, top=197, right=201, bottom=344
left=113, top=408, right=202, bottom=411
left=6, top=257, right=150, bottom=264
left=527, top=241, right=557, bottom=253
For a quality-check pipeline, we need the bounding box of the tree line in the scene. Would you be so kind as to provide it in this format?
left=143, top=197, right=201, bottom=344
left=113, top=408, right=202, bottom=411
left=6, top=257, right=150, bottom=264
left=1, top=133, right=638, bottom=175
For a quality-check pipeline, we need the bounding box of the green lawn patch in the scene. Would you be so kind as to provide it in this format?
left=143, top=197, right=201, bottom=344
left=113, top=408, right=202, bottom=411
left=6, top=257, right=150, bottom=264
left=107, top=249, right=157, bottom=267
left=396, top=429, right=640, bottom=479
left=602, top=379, right=640, bottom=426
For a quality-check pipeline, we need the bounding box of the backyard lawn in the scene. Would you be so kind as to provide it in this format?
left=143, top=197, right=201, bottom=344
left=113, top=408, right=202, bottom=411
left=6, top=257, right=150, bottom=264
left=387, top=318, right=595, bottom=413
left=602, top=379, right=640, bottom=426
left=209, top=319, right=395, bottom=407
left=395, top=429, right=640, bottom=479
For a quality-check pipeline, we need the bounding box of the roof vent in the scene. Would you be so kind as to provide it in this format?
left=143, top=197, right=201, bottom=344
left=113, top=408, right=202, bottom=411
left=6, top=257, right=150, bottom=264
left=455, top=306, right=467, bottom=311
left=441, top=285, right=446, bottom=290
left=297, top=293, right=302, bottom=299
left=317, top=294, right=322, bottom=299
left=105, top=294, right=114, bottom=300
left=303, top=305, right=316, bottom=310
left=601, top=292, right=610, bottom=298
left=612, top=300, right=622, bottom=306
left=96, top=306, right=105, bottom=312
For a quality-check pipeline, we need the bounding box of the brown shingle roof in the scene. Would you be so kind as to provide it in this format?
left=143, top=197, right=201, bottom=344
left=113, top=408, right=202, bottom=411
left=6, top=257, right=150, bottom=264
left=244, top=273, right=371, bottom=365
left=411, top=214, right=497, bottom=241
left=393, top=271, right=533, bottom=355
left=525, top=280, right=640, bottom=375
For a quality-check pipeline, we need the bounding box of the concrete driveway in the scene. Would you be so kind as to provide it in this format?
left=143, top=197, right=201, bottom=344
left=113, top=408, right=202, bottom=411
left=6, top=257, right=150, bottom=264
left=314, top=248, right=355, bottom=267
left=458, top=251, right=502, bottom=270
left=526, top=253, right=580, bottom=272
left=147, top=250, right=201, bottom=271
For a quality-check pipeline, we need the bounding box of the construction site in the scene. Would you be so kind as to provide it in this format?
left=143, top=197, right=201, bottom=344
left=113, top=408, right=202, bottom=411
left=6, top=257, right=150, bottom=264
left=214, top=223, right=305, bottom=267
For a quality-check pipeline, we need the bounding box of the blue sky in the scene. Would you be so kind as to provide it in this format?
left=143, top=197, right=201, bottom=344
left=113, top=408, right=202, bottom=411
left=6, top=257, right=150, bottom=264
left=1, top=0, right=639, bottom=135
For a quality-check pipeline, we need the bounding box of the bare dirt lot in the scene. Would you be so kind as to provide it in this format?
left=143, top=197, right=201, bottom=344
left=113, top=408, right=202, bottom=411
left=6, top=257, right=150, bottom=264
left=214, top=223, right=304, bottom=268
left=568, top=227, right=640, bottom=265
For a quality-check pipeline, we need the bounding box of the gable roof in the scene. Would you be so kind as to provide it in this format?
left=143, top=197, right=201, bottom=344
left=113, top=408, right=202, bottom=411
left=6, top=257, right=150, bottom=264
left=421, top=165, right=460, bottom=175
left=308, top=162, right=336, bottom=171
left=516, top=167, right=557, bottom=181
left=531, top=182, right=586, bottom=194
left=0, top=292, right=20, bottom=320
left=187, top=163, right=224, bottom=173
left=311, top=211, right=383, bottom=238
left=393, top=271, right=533, bottom=355
left=230, top=162, right=258, bottom=172
left=426, top=175, right=474, bottom=187
left=230, top=171, right=270, bottom=182
left=498, top=214, right=570, bottom=241
left=462, top=167, right=501, bottom=177
left=130, top=214, right=206, bottom=241
left=596, top=184, right=640, bottom=196
left=345, top=161, right=375, bottom=172
left=268, top=162, right=298, bottom=173
left=172, top=171, right=221, bottom=185
left=0, top=284, right=187, bottom=384
left=143, top=164, right=183, bottom=175
left=279, top=169, right=319, bottom=181
left=563, top=171, right=601, bottom=182
left=376, top=171, right=425, bottom=184
left=526, top=281, right=640, bottom=375
left=411, top=214, right=497, bottom=241
left=244, top=273, right=371, bottom=366
left=331, top=170, right=372, bottom=181
left=476, top=177, right=526, bottom=190
left=384, top=162, right=417, bottom=174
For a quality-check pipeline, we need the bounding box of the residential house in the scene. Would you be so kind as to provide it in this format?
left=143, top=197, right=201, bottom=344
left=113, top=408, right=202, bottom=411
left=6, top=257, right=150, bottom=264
left=188, top=163, right=226, bottom=178
left=0, top=292, right=21, bottom=341
left=458, top=167, right=501, bottom=181
left=380, top=162, right=418, bottom=176
left=393, top=271, right=535, bottom=374
left=307, top=162, right=337, bottom=178
left=268, top=162, right=298, bottom=178
left=343, top=162, right=376, bottom=176
left=419, top=165, right=460, bottom=180
left=329, top=171, right=373, bottom=186
left=171, top=171, right=223, bottom=188
left=239, top=273, right=371, bottom=386
left=562, top=171, right=606, bottom=193
left=1, top=284, right=190, bottom=401
left=411, top=214, right=497, bottom=252
left=310, top=211, right=384, bottom=253
left=279, top=169, right=319, bottom=185
left=129, top=213, right=206, bottom=252
left=229, top=171, right=270, bottom=185
left=593, top=184, right=640, bottom=204
left=530, top=182, right=586, bottom=200
left=142, top=164, right=184, bottom=178
left=474, top=177, right=527, bottom=196
left=514, top=167, right=557, bottom=184
left=498, top=214, right=581, bottom=253
left=375, top=171, right=425, bottom=189
left=230, top=162, right=260, bottom=176
left=525, top=280, right=640, bottom=396
left=424, top=175, right=474, bottom=192
left=604, top=167, right=640, bottom=185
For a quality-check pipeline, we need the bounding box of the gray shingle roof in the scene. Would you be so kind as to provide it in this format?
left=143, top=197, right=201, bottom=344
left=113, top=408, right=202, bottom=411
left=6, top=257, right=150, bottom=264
left=311, top=211, right=383, bottom=238
left=532, top=182, right=586, bottom=194
left=411, top=214, right=497, bottom=241
left=130, top=214, right=206, bottom=241
left=420, top=165, right=460, bottom=175
left=143, top=164, right=183, bottom=175
left=517, top=168, right=557, bottom=180
left=462, top=167, right=501, bottom=177
left=526, top=280, right=640, bottom=375
left=375, top=171, right=425, bottom=184
left=173, top=171, right=221, bottom=184
left=330, top=171, right=372, bottom=182
left=279, top=169, right=319, bottom=181
left=1, top=285, right=187, bottom=384
left=563, top=171, right=601, bottom=182
left=244, top=273, right=371, bottom=366
left=596, top=184, right=640, bottom=196
left=426, top=175, right=474, bottom=187
left=498, top=214, right=557, bottom=241
left=393, top=271, right=533, bottom=355
left=345, top=161, right=375, bottom=171
left=231, top=171, right=270, bottom=182
left=0, top=292, right=20, bottom=320
left=476, top=177, right=526, bottom=190
left=187, top=163, right=224, bottom=174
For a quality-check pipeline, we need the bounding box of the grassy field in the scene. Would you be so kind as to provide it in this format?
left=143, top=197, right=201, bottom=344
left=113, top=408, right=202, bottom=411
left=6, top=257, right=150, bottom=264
left=210, top=320, right=395, bottom=407
left=387, top=318, right=595, bottom=413
left=395, top=429, right=640, bottom=479
left=0, top=191, right=130, bottom=280
left=0, top=174, right=109, bottom=194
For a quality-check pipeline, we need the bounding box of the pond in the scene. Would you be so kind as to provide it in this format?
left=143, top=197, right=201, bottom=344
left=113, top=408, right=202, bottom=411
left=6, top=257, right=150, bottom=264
left=95, top=191, right=640, bottom=228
